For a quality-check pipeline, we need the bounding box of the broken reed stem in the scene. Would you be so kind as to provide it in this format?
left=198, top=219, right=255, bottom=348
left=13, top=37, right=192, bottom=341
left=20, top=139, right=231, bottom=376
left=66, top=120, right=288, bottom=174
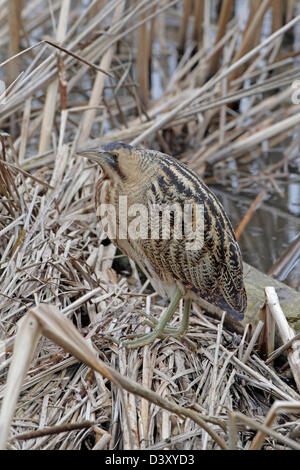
left=136, top=11, right=150, bottom=107
left=265, top=287, right=300, bottom=393
left=250, top=401, right=300, bottom=450
left=268, top=235, right=300, bottom=279
left=235, top=191, right=266, bottom=240
left=242, top=320, right=264, bottom=364
left=11, top=421, right=95, bottom=441
left=0, top=314, right=42, bottom=450
left=7, top=0, right=22, bottom=86
left=265, top=299, right=276, bottom=357
left=44, top=40, right=114, bottom=77
left=266, top=332, right=300, bottom=365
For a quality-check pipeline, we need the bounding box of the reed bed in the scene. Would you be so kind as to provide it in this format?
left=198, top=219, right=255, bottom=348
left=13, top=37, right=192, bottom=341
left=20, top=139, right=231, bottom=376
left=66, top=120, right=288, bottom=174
left=0, top=0, right=300, bottom=450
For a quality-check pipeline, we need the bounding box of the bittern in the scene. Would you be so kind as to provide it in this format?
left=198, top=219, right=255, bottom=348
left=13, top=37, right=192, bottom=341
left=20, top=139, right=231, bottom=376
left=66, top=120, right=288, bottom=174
left=76, top=143, right=247, bottom=348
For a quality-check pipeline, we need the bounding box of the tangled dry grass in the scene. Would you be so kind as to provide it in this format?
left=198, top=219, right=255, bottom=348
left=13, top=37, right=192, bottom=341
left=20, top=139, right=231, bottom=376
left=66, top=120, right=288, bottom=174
left=0, top=0, right=300, bottom=450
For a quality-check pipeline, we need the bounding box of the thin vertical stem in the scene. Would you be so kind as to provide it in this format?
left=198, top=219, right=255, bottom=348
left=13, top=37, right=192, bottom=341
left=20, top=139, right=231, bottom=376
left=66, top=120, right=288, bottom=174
left=208, top=0, right=233, bottom=77
left=7, top=0, right=22, bottom=85
left=230, top=0, right=274, bottom=82
left=178, top=0, right=193, bottom=56
left=137, top=12, right=150, bottom=107
left=193, top=0, right=204, bottom=47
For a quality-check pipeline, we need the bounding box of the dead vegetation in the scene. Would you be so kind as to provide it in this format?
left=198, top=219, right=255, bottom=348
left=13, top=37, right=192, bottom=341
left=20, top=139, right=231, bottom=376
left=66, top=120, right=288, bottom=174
left=0, top=0, right=300, bottom=450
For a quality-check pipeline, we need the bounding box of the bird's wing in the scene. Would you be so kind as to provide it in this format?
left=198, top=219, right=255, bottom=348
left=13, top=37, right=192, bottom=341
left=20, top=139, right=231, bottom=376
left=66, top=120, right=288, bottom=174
left=132, top=153, right=246, bottom=317
left=138, top=193, right=247, bottom=317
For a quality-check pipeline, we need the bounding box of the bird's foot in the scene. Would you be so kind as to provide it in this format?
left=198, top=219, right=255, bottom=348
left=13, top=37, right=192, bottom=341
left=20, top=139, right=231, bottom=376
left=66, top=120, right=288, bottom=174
left=122, top=330, right=163, bottom=348
left=141, top=312, right=187, bottom=336
left=122, top=313, right=188, bottom=349
left=123, top=289, right=191, bottom=349
left=123, top=328, right=196, bottom=350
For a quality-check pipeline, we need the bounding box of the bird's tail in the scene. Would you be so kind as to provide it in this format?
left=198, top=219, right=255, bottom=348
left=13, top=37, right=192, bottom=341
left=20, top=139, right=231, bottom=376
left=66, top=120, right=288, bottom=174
left=190, top=286, right=246, bottom=320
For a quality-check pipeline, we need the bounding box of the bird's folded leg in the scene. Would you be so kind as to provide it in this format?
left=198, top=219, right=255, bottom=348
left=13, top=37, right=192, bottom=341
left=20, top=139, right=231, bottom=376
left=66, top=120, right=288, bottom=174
left=123, top=286, right=190, bottom=348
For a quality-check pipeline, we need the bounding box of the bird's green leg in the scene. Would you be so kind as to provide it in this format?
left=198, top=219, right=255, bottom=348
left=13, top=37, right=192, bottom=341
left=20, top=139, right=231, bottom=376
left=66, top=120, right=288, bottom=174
left=177, top=297, right=192, bottom=335
left=123, top=286, right=184, bottom=348
left=141, top=297, right=192, bottom=336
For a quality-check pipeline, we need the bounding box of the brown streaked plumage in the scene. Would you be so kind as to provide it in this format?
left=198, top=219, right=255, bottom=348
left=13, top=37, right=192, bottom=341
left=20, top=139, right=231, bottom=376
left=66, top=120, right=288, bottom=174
left=76, top=142, right=247, bottom=347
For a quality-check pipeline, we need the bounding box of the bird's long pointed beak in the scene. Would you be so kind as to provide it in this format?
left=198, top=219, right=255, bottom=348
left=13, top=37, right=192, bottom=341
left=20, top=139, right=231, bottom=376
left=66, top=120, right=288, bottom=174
left=75, top=148, right=108, bottom=164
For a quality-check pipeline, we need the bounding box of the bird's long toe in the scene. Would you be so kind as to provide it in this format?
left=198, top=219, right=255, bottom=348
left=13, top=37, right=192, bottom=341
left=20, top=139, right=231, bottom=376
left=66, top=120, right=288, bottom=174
left=122, top=330, right=162, bottom=348
left=122, top=323, right=188, bottom=348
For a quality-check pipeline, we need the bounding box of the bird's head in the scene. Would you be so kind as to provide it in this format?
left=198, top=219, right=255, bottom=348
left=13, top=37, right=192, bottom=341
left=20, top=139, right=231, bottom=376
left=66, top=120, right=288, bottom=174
left=75, top=142, right=145, bottom=185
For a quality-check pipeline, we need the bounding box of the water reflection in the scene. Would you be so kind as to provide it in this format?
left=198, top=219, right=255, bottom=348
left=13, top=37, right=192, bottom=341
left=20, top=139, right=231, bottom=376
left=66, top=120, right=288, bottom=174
left=213, top=186, right=300, bottom=291
left=288, top=175, right=300, bottom=217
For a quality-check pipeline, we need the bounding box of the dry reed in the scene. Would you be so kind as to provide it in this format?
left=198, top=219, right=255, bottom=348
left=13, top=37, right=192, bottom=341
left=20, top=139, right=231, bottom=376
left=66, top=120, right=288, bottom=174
left=0, top=0, right=300, bottom=450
